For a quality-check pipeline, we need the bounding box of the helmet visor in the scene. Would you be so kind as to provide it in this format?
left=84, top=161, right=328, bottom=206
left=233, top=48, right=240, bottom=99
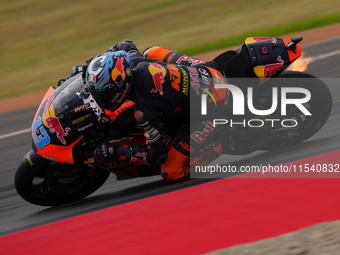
left=89, top=84, right=121, bottom=109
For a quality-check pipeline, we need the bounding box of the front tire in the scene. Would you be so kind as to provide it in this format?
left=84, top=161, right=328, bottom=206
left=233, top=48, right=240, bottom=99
left=15, top=151, right=110, bottom=206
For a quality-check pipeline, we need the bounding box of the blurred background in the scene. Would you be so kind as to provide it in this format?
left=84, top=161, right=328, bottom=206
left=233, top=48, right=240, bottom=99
left=1, top=0, right=340, bottom=99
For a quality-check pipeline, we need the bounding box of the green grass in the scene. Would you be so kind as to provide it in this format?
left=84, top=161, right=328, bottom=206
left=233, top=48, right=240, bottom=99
left=1, top=0, right=340, bottom=99
left=180, top=13, right=340, bottom=56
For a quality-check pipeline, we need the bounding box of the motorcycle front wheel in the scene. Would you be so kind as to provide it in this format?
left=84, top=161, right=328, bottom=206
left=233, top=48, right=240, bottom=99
left=15, top=151, right=110, bottom=206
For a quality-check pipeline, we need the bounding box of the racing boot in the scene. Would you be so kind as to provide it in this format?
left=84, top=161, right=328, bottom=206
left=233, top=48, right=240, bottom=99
left=160, top=143, right=223, bottom=182
left=190, top=143, right=223, bottom=169
left=160, top=146, right=190, bottom=182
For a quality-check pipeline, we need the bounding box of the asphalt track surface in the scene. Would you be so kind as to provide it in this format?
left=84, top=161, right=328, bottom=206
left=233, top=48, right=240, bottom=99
left=1, top=37, right=340, bottom=237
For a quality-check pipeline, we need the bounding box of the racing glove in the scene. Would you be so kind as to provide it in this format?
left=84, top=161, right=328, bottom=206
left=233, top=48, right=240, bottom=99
left=96, top=142, right=131, bottom=163
left=67, top=65, right=87, bottom=80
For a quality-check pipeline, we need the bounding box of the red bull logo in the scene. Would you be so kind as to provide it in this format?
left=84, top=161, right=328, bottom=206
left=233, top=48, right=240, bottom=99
left=254, top=55, right=287, bottom=79
left=263, top=55, right=286, bottom=78
left=44, top=93, right=54, bottom=115
left=42, top=92, right=57, bottom=128
left=246, top=37, right=277, bottom=44
left=253, top=37, right=277, bottom=44
left=148, top=63, right=167, bottom=95
left=45, top=116, right=71, bottom=145
left=191, top=121, right=215, bottom=144
left=111, top=57, right=126, bottom=81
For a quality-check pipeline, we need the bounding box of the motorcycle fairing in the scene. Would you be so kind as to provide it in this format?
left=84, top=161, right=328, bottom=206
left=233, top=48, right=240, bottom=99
left=31, top=74, right=98, bottom=164
left=245, top=37, right=301, bottom=81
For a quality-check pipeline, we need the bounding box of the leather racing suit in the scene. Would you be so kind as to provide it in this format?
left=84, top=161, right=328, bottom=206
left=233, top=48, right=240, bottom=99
left=98, top=40, right=228, bottom=181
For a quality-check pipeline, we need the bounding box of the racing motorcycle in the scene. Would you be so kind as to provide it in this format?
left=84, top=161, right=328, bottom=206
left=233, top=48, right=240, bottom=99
left=15, top=36, right=332, bottom=206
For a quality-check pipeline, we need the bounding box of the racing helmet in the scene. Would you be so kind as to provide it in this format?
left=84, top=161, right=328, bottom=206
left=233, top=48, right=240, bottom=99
left=86, top=51, right=132, bottom=110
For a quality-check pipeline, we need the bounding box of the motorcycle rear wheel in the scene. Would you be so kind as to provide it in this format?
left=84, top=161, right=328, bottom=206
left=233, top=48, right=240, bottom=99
left=15, top=156, right=110, bottom=206
left=259, top=71, right=332, bottom=150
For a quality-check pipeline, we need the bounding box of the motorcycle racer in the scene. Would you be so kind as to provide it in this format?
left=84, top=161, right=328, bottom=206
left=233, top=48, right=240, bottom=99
left=74, top=40, right=228, bottom=181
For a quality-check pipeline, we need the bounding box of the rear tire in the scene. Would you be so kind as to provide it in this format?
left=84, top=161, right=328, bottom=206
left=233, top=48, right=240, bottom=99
left=259, top=71, right=332, bottom=150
